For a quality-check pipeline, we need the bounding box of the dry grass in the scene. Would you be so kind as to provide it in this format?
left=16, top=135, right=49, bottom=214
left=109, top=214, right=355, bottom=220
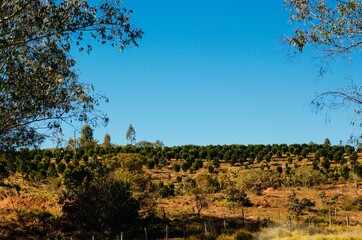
left=0, top=175, right=62, bottom=238
left=257, top=225, right=362, bottom=240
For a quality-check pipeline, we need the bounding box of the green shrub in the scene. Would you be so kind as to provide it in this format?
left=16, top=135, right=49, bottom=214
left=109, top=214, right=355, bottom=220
left=62, top=177, right=139, bottom=234
left=343, top=196, right=362, bottom=211
left=118, top=153, right=144, bottom=172
left=208, top=164, right=215, bottom=174
left=158, top=183, right=175, bottom=198
left=173, top=162, right=181, bottom=172
left=146, top=158, right=155, bottom=169
left=224, top=187, right=252, bottom=206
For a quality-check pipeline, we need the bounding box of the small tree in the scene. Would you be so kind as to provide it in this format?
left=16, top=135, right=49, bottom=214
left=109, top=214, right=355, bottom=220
left=195, top=194, right=208, bottom=219
left=126, top=124, right=136, bottom=145
left=286, top=192, right=315, bottom=219
left=284, top=0, right=362, bottom=137
left=0, top=0, right=142, bottom=152
left=80, top=124, right=96, bottom=150
left=350, top=151, right=358, bottom=166
left=103, top=132, right=111, bottom=147
left=62, top=177, right=139, bottom=234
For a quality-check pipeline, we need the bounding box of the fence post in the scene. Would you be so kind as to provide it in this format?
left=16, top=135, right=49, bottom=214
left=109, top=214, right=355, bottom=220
left=346, top=216, right=349, bottom=226
left=92, top=235, right=94, bottom=240
left=288, top=216, right=292, bottom=229
left=242, top=208, right=245, bottom=224
left=121, top=232, right=123, bottom=240
left=223, top=219, right=226, bottom=230
left=144, top=227, right=148, bottom=240
left=308, top=216, right=311, bottom=227
left=278, top=208, right=281, bottom=224
left=204, top=221, right=207, bottom=234
left=166, top=225, right=168, bottom=240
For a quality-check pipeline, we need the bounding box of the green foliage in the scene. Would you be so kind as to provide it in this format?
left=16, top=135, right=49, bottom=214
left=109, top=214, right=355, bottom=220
left=57, top=162, right=66, bottom=174
left=208, top=164, right=215, bottom=174
left=117, top=153, right=144, bottom=172
left=284, top=0, right=362, bottom=56
left=176, top=175, right=182, bottom=182
left=292, top=165, right=325, bottom=187
left=343, top=196, right=362, bottom=212
left=82, top=154, right=89, bottom=162
left=63, top=165, right=93, bottom=190
left=352, top=164, right=362, bottom=177
left=158, top=182, right=175, bottom=198
left=62, top=177, right=139, bottom=234
left=173, top=162, right=181, bottom=172
left=146, top=158, right=156, bottom=169
left=0, top=0, right=142, bottom=151
left=224, top=186, right=252, bottom=207
left=321, top=157, right=330, bottom=169
left=181, top=161, right=191, bottom=172
left=340, top=165, right=350, bottom=179
left=126, top=124, right=136, bottom=145
left=103, top=132, right=111, bottom=147
left=286, top=192, right=315, bottom=218
left=350, top=151, right=358, bottom=165
left=194, top=172, right=219, bottom=194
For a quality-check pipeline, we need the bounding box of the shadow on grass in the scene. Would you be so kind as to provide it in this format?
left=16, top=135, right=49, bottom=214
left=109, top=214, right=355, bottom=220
left=0, top=212, right=269, bottom=240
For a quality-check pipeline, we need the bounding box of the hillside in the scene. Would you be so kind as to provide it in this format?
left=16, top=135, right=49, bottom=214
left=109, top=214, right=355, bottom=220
left=0, top=142, right=362, bottom=239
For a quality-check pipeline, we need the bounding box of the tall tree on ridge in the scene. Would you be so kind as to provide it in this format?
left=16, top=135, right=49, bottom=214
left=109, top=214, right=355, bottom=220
left=126, top=124, right=136, bottom=145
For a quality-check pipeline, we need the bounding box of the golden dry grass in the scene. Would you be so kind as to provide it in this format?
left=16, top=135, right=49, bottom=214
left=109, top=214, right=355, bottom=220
left=257, top=225, right=362, bottom=240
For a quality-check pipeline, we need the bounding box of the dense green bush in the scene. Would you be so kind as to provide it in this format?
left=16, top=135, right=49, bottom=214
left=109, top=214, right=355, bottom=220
left=62, top=177, right=139, bottom=234
left=158, top=182, right=174, bottom=198
left=146, top=158, right=156, bottom=169
left=173, top=162, right=181, bottom=172
left=224, top=186, right=252, bottom=206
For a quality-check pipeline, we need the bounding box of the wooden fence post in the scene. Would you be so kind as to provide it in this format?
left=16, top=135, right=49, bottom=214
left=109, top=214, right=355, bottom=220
left=144, top=227, right=148, bottom=240
left=278, top=208, right=281, bottom=224
left=242, top=209, right=245, bottom=224
left=346, top=216, right=349, bottom=226
left=288, top=216, right=292, bottom=229
left=204, top=221, right=207, bottom=234
left=166, top=225, right=168, bottom=240
left=223, top=219, right=227, bottom=230
left=308, top=216, right=311, bottom=227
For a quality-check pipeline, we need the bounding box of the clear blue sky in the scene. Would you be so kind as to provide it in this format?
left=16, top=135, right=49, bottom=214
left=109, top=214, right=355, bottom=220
left=54, top=0, right=362, bottom=147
